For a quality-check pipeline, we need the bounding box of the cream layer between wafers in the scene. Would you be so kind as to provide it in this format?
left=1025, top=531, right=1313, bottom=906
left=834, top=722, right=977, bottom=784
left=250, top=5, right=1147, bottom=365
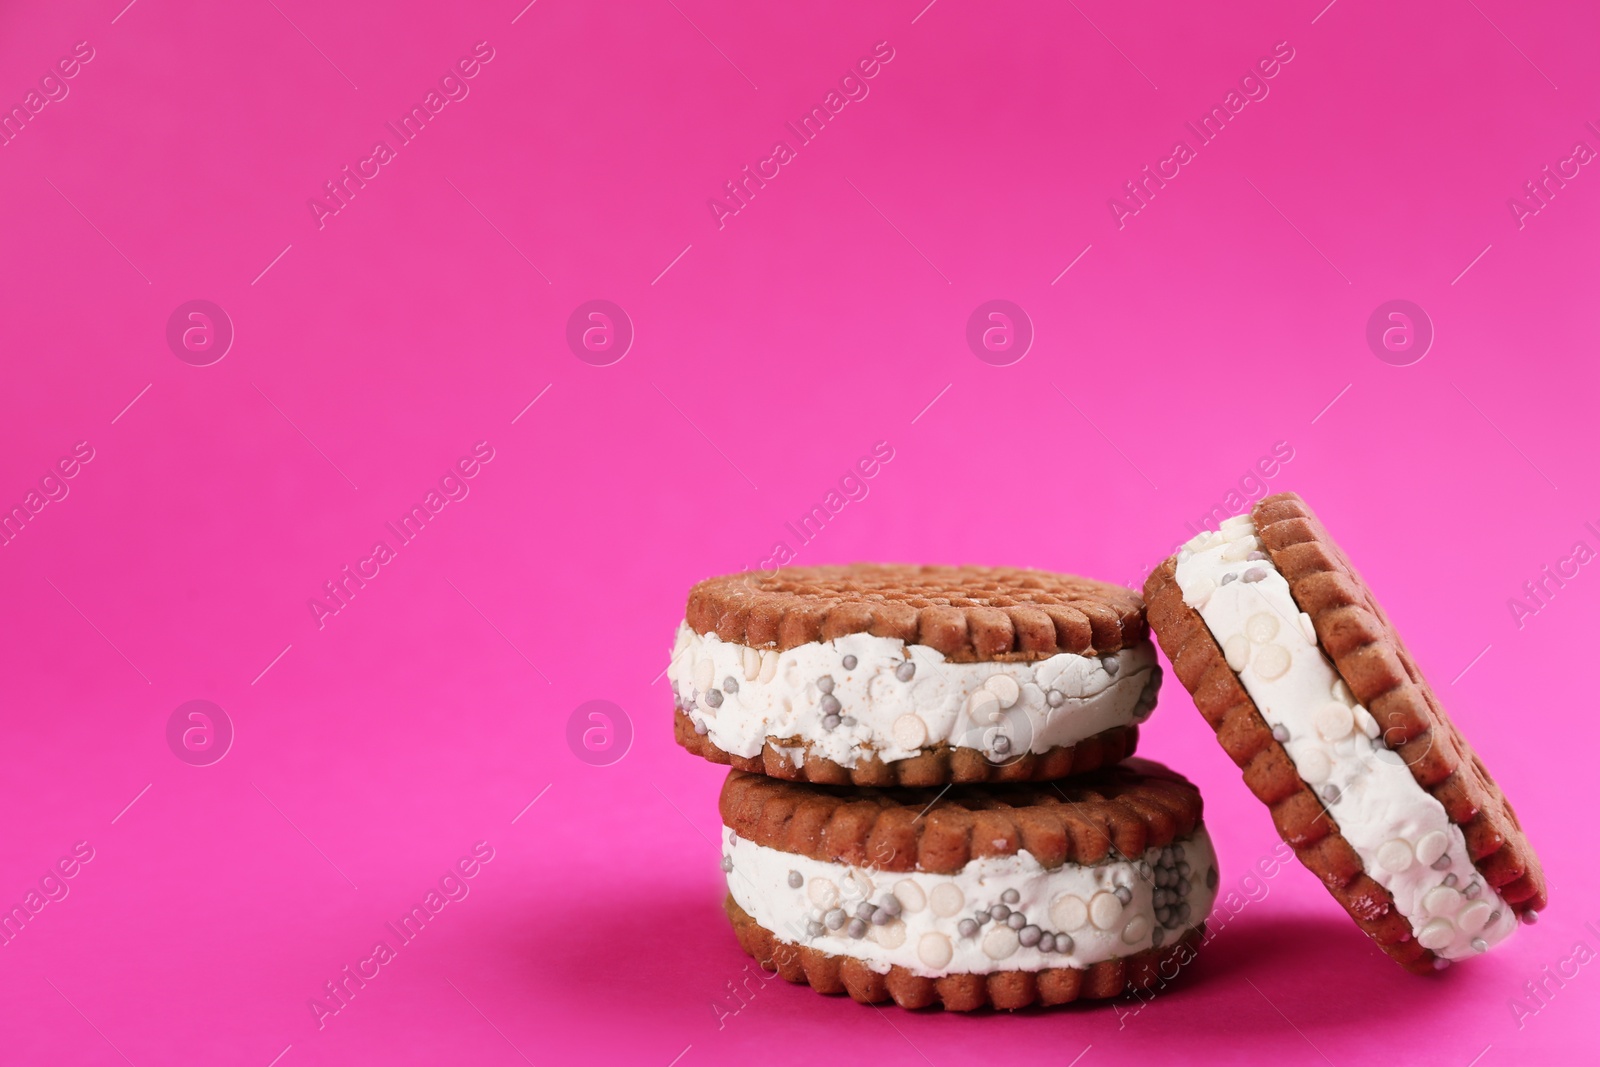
left=669, top=624, right=1160, bottom=768
left=722, top=826, right=1218, bottom=978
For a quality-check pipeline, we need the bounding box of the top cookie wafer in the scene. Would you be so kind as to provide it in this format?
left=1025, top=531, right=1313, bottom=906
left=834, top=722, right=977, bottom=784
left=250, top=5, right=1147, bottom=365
left=687, top=564, right=1147, bottom=661
left=1144, top=492, right=1546, bottom=973
left=719, top=758, right=1205, bottom=874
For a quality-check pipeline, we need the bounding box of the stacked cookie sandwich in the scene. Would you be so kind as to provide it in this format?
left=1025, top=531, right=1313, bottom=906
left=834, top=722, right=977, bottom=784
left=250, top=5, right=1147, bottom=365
left=667, top=564, right=1221, bottom=1009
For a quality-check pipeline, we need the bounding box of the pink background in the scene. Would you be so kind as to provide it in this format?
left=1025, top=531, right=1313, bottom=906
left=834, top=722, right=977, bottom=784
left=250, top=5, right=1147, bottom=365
left=2, top=0, right=1597, bottom=1063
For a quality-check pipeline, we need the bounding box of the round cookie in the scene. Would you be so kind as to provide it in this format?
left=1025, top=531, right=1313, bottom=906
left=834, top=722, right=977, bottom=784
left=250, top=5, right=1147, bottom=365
left=1144, top=492, right=1546, bottom=974
left=716, top=759, right=1219, bottom=1010
left=670, top=564, right=1162, bottom=785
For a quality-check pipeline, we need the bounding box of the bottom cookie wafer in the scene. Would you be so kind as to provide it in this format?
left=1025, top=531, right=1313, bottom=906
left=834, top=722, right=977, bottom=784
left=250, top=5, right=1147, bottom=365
left=726, top=897, right=1208, bottom=1010
left=675, top=709, right=1140, bottom=786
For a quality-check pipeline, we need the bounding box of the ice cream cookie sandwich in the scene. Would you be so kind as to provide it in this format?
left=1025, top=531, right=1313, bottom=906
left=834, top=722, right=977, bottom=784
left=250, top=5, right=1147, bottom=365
left=717, top=758, right=1218, bottom=1009
left=1144, top=492, right=1546, bottom=972
left=670, top=564, right=1161, bottom=785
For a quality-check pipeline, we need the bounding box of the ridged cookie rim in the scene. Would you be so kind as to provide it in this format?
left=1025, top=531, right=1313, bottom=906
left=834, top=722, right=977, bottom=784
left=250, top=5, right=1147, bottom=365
left=717, top=759, right=1204, bottom=875
left=674, top=709, right=1140, bottom=786
left=686, top=564, right=1148, bottom=662
left=1253, top=492, right=1545, bottom=920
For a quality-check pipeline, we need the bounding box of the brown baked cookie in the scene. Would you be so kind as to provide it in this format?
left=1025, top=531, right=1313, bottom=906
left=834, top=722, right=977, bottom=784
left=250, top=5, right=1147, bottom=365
left=688, top=564, right=1147, bottom=660
left=1144, top=491, right=1546, bottom=974
left=673, top=708, right=1139, bottom=786
left=714, top=760, right=1219, bottom=1009
left=670, top=564, right=1160, bottom=784
left=726, top=896, right=1207, bottom=1011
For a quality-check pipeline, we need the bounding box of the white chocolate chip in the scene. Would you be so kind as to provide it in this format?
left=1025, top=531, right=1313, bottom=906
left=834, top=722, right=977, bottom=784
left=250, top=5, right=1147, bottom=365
left=1423, top=886, right=1463, bottom=917
left=1246, top=613, right=1280, bottom=643
left=871, top=919, right=907, bottom=949
left=758, top=651, right=778, bottom=684
left=1121, top=914, right=1153, bottom=944
left=893, top=880, right=927, bottom=914
left=1254, top=643, right=1291, bottom=680
left=1457, top=900, right=1493, bottom=935
left=969, top=689, right=1000, bottom=719
left=1224, top=635, right=1251, bottom=671
left=1222, top=537, right=1258, bottom=561
left=1089, top=891, right=1122, bottom=930
left=742, top=646, right=760, bottom=681
left=693, top=658, right=714, bottom=694
left=918, top=932, right=953, bottom=969
left=1298, top=612, right=1317, bottom=644
left=1332, top=678, right=1354, bottom=704
left=1353, top=705, right=1380, bottom=739
left=1221, top=517, right=1253, bottom=537
left=1416, top=830, right=1450, bottom=867
left=984, top=674, right=1021, bottom=708
left=808, top=878, right=840, bottom=908
left=842, top=870, right=874, bottom=900
left=1314, top=703, right=1354, bottom=741
left=892, top=714, right=928, bottom=750
left=1298, top=748, right=1332, bottom=783
left=1418, top=918, right=1455, bottom=951
left=1182, top=576, right=1216, bottom=608
left=1376, top=839, right=1414, bottom=873
left=929, top=884, right=965, bottom=917
left=982, top=926, right=1019, bottom=960
left=1050, top=893, right=1089, bottom=931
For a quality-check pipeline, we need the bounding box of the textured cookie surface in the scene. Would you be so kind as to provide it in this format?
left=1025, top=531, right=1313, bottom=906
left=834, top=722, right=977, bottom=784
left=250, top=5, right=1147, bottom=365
left=718, top=758, right=1204, bottom=874
left=686, top=564, right=1146, bottom=661
left=1144, top=491, right=1546, bottom=973
left=675, top=709, right=1139, bottom=786
left=1252, top=493, right=1543, bottom=918
left=725, top=896, right=1207, bottom=1011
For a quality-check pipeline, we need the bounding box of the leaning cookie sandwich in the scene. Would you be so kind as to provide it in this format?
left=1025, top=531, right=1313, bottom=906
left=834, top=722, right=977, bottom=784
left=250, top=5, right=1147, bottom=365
left=1144, top=492, right=1546, bottom=972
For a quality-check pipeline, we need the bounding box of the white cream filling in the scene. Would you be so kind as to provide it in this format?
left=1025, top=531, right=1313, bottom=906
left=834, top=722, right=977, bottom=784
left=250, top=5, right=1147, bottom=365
left=669, top=624, right=1159, bottom=769
left=1174, top=515, right=1517, bottom=959
left=723, top=827, right=1217, bottom=978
